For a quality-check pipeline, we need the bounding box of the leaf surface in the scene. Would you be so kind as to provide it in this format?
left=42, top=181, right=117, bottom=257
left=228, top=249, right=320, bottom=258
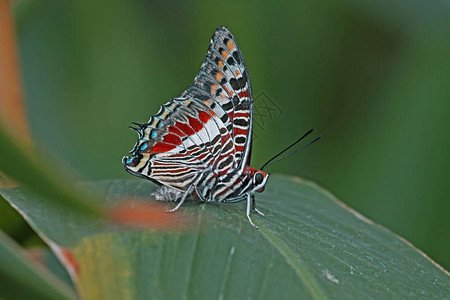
left=0, top=230, right=77, bottom=300
left=1, top=175, right=449, bottom=300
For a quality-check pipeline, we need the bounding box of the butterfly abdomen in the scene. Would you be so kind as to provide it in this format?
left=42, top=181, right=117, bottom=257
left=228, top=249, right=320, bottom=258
left=151, top=185, right=183, bottom=202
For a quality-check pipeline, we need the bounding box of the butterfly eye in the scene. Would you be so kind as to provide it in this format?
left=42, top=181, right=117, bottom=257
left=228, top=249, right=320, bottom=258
left=254, top=172, right=264, bottom=185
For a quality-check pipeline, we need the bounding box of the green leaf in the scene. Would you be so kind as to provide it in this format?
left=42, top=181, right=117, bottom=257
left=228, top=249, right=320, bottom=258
left=0, top=230, right=77, bottom=300
left=1, top=175, right=449, bottom=299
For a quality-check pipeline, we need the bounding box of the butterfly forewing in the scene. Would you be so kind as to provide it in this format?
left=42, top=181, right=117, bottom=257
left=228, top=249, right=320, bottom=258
left=183, top=26, right=254, bottom=170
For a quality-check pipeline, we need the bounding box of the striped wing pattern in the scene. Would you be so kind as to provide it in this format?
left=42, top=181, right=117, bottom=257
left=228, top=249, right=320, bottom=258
left=183, top=26, right=254, bottom=169
left=124, top=27, right=253, bottom=195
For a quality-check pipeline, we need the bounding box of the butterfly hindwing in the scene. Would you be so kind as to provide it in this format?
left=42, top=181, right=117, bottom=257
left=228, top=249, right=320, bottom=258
left=128, top=98, right=230, bottom=191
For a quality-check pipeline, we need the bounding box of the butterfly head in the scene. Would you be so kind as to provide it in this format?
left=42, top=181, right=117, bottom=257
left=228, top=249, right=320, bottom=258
left=244, top=166, right=270, bottom=193
left=253, top=170, right=270, bottom=193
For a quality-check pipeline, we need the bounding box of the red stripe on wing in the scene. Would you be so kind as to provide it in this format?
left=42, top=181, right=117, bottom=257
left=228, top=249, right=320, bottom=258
left=198, top=111, right=212, bottom=123
left=153, top=167, right=191, bottom=174
left=233, top=128, right=248, bottom=136
left=176, top=122, right=195, bottom=135
left=163, top=134, right=182, bottom=145
left=238, top=90, right=248, bottom=98
left=149, top=142, right=176, bottom=153
left=233, top=112, right=249, bottom=118
left=188, top=116, right=203, bottom=132
left=169, top=125, right=184, bottom=136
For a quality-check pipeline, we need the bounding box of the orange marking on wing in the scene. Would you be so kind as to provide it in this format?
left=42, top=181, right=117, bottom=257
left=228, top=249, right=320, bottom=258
left=210, top=83, right=220, bottom=95
left=223, top=86, right=232, bottom=97
left=235, top=70, right=240, bottom=76
left=218, top=59, right=225, bottom=69
left=215, top=72, right=224, bottom=82
left=221, top=50, right=230, bottom=60
left=226, top=40, right=235, bottom=51
left=203, top=98, right=214, bottom=107
left=150, top=142, right=176, bottom=153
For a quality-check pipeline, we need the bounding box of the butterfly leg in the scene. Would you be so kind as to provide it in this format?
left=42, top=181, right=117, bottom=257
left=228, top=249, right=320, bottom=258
left=166, top=184, right=194, bottom=213
left=246, top=193, right=258, bottom=229
left=251, top=193, right=264, bottom=216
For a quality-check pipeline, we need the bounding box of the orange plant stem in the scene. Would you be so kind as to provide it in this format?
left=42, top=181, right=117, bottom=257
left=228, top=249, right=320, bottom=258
left=0, top=0, right=33, bottom=187
left=0, top=0, right=32, bottom=148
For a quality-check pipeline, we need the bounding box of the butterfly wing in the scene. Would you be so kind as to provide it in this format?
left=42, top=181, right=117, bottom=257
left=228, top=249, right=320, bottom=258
left=123, top=97, right=232, bottom=191
left=183, top=26, right=254, bottom=170
left=123, top=27, right=253, bottom=192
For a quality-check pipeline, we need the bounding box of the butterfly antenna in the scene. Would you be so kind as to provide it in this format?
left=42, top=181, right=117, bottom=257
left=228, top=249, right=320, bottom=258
left=260, top=129, right=313, bottom=170
left=260, top=129, right=322, bottom=171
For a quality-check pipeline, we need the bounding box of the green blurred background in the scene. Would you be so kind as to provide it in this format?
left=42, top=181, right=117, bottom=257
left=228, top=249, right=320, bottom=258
left=1, top=0, right=449, bottom=269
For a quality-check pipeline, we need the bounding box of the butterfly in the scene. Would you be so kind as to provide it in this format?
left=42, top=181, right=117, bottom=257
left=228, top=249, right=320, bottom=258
left=123, top=26, right=320, bottom=228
